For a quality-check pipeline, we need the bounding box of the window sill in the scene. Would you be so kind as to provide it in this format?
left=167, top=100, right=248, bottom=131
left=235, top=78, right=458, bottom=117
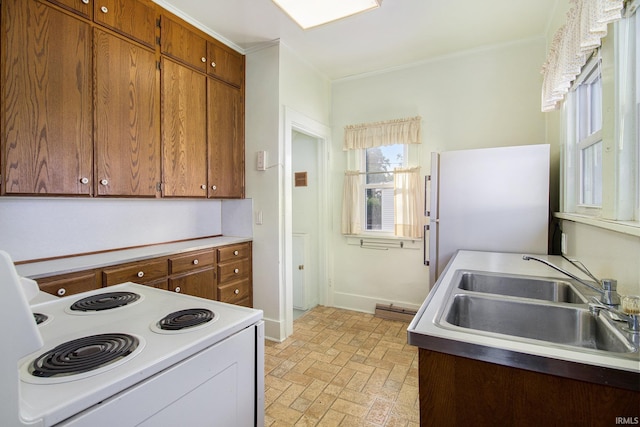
left=345, top=234, right=422, bottom=250
left=555, top=212, right=640, bottom=237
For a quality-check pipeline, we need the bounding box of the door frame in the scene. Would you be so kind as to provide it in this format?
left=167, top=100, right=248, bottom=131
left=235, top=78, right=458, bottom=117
left=283, top=107, right=331, bottom=337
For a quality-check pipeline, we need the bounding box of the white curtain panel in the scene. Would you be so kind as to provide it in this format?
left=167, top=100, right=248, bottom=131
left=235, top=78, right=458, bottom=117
left=341, top=171, right=363, bottom=235
left=393, top=167, right=423, bottom=238
left=343, top=116, right=422, bottom=150
left=541, top=0, right=624, bottom=112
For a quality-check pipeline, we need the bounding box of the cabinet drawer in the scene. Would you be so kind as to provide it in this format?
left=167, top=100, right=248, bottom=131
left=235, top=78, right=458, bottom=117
left=218, top=243, right=250, bottom=263
left=218, top=258, right=250, bottom=284
left=102, top=258, right=167, bottom=286
left=160, top=15, right=207, bottom=72
left=38, top=270, right=100, bottom=297
left=217, top=278, right=250, bottom=304
left=169, top=249, right=215, bottom=275
left=93, top=0, right=157, bottom=48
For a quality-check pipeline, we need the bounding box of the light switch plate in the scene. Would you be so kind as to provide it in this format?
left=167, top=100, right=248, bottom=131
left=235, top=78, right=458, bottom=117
left=257, top=151, right=267, bottom=171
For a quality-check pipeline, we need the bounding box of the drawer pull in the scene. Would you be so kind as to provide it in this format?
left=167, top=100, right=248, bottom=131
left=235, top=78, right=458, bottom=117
left=82, top=0, right=89, bottom=4
left=193, top=259, right=199, bottom=265
left=80, top=177, right=89, bottom=184
left=233, top=250, right=239, bottom=256
left=100, top=6, right=108, bottom=13
left=234, top=289, right=239, bottom=295
left=234, top=268, right=239, bottom=274
left=57, top=288, right=66, bottom=296
left=211, top=61, right=216, bottom=68
left=201, top=57, right=206, bottom=63
left=137, top=271, right=144, bottom=278
left=175, top=286, right=181, bottom=293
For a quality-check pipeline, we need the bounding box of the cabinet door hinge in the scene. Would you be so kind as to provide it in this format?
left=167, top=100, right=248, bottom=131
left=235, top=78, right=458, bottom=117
left=156, top=36, right=161, bottom=46
left=156, top=61, right=161, bottom=71
left=156, top=18, right=161, bottom=28
left=156, top=182, right=163, bottom=192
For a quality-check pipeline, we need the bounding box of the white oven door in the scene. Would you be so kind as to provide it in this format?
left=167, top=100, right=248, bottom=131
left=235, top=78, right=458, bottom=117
left=60, top=324, right=259, bottom=427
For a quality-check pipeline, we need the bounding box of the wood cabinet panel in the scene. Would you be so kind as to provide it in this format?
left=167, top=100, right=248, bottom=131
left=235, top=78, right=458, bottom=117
left=161, top=58, right=208, bottom=197
left=93, top=0, right=156, bottom=48
left=207, top=79, right=244, bottom=198
left=218, top=258, right=250, bottom=285
left=46, top=0, right=92, bottom=19
left=2, top=0, right=93, bottom=195
left=94, top=29, right=160, bottom=197
left=160, top=16, right=207, bottom=72
left=37, top=270, right=100, bottom=297
left=168, top=268, right=215, bottom=300
left=169, top=249, right=215, bottom=275
left=218, top=244, right=251, bottom=263
left=207, top=41, right=244, bottom=88
left=102, top=258, right=167, bottom=286
left=217, top=278, right=250, bottom=304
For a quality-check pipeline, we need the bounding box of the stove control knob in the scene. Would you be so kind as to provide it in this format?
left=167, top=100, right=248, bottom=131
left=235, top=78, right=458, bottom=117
left=193, top=259, right=199, bottom=265
left=57, top=288, right=66, bottom=296
left=137, top=271, right=144, bottom=278
left=234, top=268, right=239, bottom=274
left=175, top=287, right=181, bottom=293
left=233, top=250, right=239, bottom=256
left=234, top=289, right=240, bottom=295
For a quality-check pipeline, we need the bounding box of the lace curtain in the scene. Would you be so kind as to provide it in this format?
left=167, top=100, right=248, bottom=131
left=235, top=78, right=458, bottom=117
left=341, top=171, right=363, bottom=235
left=343, top=116, right=422, bottom=150
left=541, top=0, right=624, bottom=112
left=393, top=167, right=423, bottom=238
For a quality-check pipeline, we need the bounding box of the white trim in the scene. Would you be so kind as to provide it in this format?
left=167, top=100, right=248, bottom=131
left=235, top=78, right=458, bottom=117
left=555, top=212, right=640, bottom=236
left=332, top=291, right=422, bottom=315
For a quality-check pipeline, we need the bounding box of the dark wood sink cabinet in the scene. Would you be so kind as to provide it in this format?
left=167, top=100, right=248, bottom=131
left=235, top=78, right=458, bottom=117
left=418, top=349, right=640, bottom=427
left=34, top=242, right=253, bottom=307
left=1, top=0, right=244, bottom=199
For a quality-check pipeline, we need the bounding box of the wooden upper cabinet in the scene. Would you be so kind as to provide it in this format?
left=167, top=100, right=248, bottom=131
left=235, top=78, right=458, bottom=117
left=208, top=79, right=245, bottom=198
left=94, top=29, right=160, bottom=197
left=1, top=0, right=93, bottom=196
left=93, top=0, right=157, bottom=48
left=46, top=0, right=93, bottom=19
left=161, top=58, right=208, bottom=197
left=207, top=41, right=245, bottom=88
left=160, top=15, right=207, bottom=72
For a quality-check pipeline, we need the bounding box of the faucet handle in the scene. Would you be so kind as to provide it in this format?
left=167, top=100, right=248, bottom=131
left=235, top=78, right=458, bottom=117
left=601, top=278, right=617, bottom=291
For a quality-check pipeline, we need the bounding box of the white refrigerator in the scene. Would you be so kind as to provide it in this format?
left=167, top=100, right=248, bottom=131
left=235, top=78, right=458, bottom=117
left=425, top=144, right=550, bottom=287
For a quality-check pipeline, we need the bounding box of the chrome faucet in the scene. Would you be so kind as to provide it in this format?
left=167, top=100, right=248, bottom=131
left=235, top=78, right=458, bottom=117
left=589, top=298, right=640, bottom=333
left=521, top=255, right=621, bottom=306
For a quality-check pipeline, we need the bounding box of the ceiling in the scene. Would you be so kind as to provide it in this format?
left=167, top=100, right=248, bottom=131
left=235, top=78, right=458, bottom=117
left=155, top=0, right=561, bottom=81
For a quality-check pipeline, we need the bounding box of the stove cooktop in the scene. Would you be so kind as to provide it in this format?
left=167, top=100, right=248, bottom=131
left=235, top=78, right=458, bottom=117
left=20, top=283, right=262, bottom=426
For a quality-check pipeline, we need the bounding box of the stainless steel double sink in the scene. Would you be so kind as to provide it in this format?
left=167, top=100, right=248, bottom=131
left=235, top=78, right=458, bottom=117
left=437, top=271, right=638, bottom=357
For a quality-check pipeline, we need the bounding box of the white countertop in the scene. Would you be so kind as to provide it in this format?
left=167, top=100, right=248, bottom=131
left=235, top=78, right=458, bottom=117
left=407, top=250, right=639, bottom=390
left=16, top=236, right=252, bottom=279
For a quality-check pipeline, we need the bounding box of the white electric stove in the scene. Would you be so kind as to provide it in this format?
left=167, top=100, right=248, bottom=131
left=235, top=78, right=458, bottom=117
left=0, top=251, right=264, bottom=427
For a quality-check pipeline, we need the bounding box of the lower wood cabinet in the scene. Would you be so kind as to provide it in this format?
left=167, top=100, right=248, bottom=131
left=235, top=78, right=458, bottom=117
left=35, top=242, right=252, bottom=307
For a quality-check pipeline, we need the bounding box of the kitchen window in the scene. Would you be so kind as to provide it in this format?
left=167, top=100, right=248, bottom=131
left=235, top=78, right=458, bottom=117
left=560, top=3, right=639, bottom=225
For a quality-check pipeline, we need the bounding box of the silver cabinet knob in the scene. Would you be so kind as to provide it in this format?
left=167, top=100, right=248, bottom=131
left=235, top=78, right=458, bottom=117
left=57, top=288, right=66, bottom=296
left=80, top=177, right=89, bottom=184
left=100, top=6, right=108, bottom=13
left=234, top=289, right=240, bottom=295
left=234, top=268, right=239, bottom=274
left=211, top=185, right=217, bottom=190
left=201, top=184, right=206, bottom=189
left=193, top=259, right=199, bottom=265
left=201, top=57, right=206, bottom=63
left=233, top=250, right=239, bottom=256
left=137, top=271, right=144, bottom=278
left=211, top=61, right=216, bottom=68
left=175, top=286, right=181, bottom=293
left=100, top=179, right=108, bottom=186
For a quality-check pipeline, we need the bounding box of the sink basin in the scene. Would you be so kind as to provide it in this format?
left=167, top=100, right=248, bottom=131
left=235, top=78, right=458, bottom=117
left=457, top=271, right=587, bottom=303
left=442, top=295, right=636, bottom=353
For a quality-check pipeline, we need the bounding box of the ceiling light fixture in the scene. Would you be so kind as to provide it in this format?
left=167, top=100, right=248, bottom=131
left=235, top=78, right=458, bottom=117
left=272, top=0, right=382, bottom=30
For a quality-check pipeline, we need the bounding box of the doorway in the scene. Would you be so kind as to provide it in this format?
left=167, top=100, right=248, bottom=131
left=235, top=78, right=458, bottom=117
left=283, top=107, right=330, bottom=336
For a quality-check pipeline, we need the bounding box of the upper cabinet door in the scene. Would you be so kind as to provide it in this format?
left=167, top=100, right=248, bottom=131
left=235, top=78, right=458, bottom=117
left=161, top=58, right=208, bottom=197
left=1, top=0, right=93, bottom=196
left=94, top=29, right=160, bottom=197
left=207, top=79, right=244, bottom=199
left=46, top=0, right=93, bottom=19
left=160, top=15, right=207, bottom=73
left=207, top=41, right=244, bottom=88
left=94, top=0, right=156, bottom=48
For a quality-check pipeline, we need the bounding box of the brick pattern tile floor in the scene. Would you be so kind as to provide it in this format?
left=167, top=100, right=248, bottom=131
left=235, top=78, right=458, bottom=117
left=264, top=306, right=420, bottom=426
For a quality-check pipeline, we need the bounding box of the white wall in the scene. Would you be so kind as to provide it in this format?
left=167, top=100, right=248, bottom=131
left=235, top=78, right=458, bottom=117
left=0, top=198, right=223, bottom=262
left=245, top=41, right=332, bottom=341
left=330, top=38, right=549, bottom=312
